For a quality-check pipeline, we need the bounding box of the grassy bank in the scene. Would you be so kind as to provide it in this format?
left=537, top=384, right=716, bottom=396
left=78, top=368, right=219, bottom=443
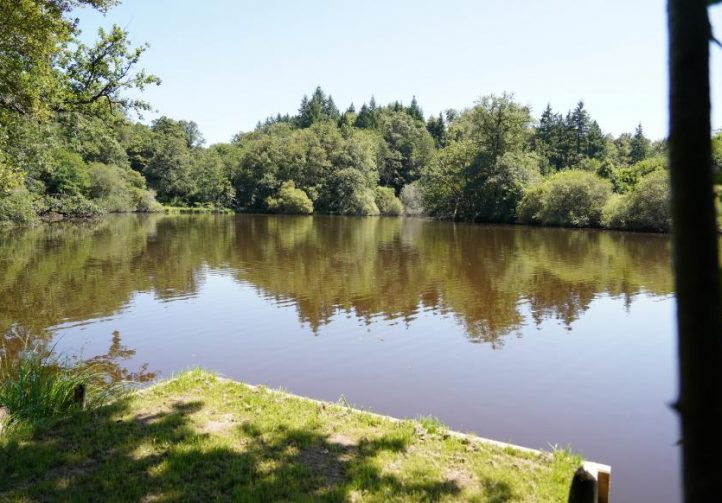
left=1, top=370, right=581, bottom=501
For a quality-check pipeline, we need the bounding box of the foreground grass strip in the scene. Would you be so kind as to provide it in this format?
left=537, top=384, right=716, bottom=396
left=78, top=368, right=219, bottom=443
left=0, top=370, right=580, bottom=501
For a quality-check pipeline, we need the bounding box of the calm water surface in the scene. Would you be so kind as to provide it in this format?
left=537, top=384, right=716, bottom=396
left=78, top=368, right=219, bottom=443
left=0, top=215, right=678, bottom=501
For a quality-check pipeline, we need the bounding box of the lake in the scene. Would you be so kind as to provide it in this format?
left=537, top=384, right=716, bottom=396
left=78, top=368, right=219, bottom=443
left=0, top=214, right=678, bottom=501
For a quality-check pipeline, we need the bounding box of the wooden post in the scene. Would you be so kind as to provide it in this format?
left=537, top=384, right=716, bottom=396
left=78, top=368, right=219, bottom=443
left=568, top=467, right=597, bottom=503
left=568, top=462, right=611, bottom=503
left=668, top=1, right=722, bottom=500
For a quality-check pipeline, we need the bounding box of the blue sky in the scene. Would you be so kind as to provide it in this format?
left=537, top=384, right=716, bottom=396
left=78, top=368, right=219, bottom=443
left=76, top=0, right=722, bottom=145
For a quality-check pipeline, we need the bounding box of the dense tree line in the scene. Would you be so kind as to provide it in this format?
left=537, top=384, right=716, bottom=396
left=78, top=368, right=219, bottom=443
left=2, top=0, right=719, bottom=233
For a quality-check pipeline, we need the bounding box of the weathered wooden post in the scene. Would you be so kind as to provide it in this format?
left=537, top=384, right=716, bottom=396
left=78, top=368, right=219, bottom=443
left=568, top=467, right=596, bottom=503
left=568, top=462, right=611, bottom=503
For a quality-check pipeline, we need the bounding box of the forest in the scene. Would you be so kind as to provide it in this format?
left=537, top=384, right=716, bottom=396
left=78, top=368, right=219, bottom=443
left=2, top=0, right=721, bottom=232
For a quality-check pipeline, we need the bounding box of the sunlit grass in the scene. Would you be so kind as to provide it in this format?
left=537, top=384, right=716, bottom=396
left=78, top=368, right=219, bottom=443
left=1, top=369, right=582, bottom=501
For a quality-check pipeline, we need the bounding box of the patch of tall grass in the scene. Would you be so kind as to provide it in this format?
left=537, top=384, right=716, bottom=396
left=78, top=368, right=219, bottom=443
left=0, top=341, right=124, bottom=437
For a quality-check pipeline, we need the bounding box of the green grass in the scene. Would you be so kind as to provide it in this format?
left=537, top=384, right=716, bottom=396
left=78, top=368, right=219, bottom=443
left=0, top=370, right=582, bottom=501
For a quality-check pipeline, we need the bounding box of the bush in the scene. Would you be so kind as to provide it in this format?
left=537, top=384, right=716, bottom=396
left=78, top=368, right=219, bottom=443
left=516, top=183, right=548, bottom=224
left=46, top=150, right=91, bottom=196
left=375, top=186, right=403, bottom=216
left=0, top=155, right=24, bottom=194
left=612, top=155, right=666, bottom=193
left=517, top=170, right=612, bottom=227
left=41, top=195, right=104, bottom=219
left=131, top=188, right=164, bottom=213
left=601, top=195, right=627, bottom=229
left=328, top=168, right=380, bottom=216
left=265, top=181, right=313, bottom=214
left=340, top=187, right=380, bottom=216
left=575, top=157, right=602, bottom=173
left=400, top=181, right=424, bottom=216
left=87, top=163, right=163, bottom=213
left=0, top=187, right=38, bottom=226
left=602, top=169, right=671, bottom=232
left=88, top=163, right=134, bottom=212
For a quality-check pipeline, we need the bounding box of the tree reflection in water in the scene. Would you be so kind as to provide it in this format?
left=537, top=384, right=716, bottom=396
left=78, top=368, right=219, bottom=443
left=0, top=214, right=673, bottom=364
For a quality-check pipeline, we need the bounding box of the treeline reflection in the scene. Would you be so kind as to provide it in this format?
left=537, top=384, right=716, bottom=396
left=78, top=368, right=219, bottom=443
left=0, top=214, right=673, bottom=349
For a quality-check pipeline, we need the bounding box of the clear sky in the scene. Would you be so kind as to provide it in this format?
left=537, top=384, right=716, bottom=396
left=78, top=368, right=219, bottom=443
left=75, top=0, right=722, bottom=145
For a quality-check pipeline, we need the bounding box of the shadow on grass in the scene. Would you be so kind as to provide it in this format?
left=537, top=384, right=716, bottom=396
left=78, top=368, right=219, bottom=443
left=0, top=397, right=502, bottom=501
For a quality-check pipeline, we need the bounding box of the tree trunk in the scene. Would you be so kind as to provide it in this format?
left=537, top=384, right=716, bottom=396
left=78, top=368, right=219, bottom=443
left=668, top=1, right=722, bottom=500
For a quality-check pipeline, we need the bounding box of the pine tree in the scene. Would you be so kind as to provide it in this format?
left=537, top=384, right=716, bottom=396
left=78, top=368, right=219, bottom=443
left=355, top=103, right=372, bottom=128
left=338, top=111, right=354, bottom=129
left=324, top=94, right=340, bottom=119
left=346, top=103, right=356, bottom=114
left=535, top=104, right=564, bottom=170
left=630, top=123, right=651, bottom=164
left=570, top=101, right=591, bottom=157
left=426, top=112, right=446, bottom=148
left=355, top=100, right=378, bottom=129
left=296, top=95, right=311, bottom=127
left=407, top=95, right=424, bottom=121
left=296, top=86, right=340, bottom=127
left=586, top=121, right=606, bottom=159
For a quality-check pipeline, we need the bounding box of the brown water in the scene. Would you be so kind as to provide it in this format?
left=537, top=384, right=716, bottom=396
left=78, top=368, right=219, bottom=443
left=0, top=214, right=678, bottom=501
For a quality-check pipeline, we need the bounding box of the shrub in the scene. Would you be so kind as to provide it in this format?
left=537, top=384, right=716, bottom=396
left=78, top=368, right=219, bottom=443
left=0, top=155, right=24, bottom=194
left=265, top=181, right=313, bottom=214
left=601, top=195, right=627, bottom=229
left=517, top=170, right=612, bottom=227
left=89, top=163, right=135, bottom=212
left=375, top=186, right=403, bottom=216
left=46, top=150, right=91, bottom=196
left=0, top=187, right=38, bottom=226
left=41, top=195, right=104, bottom=219
left=612, top=154, right=666, bottom=193
left=340, top=187, right=380, bottom=216
left=516, top=183, right=548, bottom=224
left=400, top=181, right=424, bottom=216
left=575, top=157, right=602, bottom=173
left=87, top=163, right=162, bottom=213
left=538, top=170, right=612, bottom=227
left=131, top=188, right=164, bottom=213
left=602, top=169, right=671, bottom=232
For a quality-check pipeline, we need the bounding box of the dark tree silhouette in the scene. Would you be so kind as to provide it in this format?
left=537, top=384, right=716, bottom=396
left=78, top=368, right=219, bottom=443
left=668, top=1, right=722, bottom=500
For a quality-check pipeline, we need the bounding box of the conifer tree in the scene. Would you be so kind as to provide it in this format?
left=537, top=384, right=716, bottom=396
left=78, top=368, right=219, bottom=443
left=407, top=95, right=424, bottom=121
left=535, top=104, right=563, bottom=170
left=586, top=121, right=606, bottom=159
left=324, top=94, right=340, bottom=119
left=356, top=98, right=379, bottom=129
left=355, top=103, right=372, bottom=128
left=630, top=123, right=651, bottom=164
left=569, top=101, right=591, bottom=157
left=426, top=112, right=447, bottom=148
